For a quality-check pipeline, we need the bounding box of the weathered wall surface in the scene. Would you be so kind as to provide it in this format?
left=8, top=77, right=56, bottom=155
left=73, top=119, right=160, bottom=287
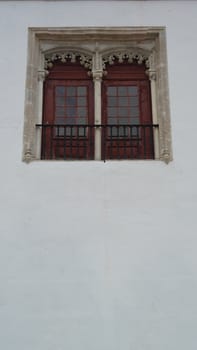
left=0, top=1, right=197, bottom=350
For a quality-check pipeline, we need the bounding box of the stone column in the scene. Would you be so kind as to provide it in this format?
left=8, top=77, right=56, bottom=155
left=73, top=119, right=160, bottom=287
left=147, top=51, right=160, bottom=160
left=148, top=70, right=160, bottom=160
left=92, top=71, right=103, bottom=160
left=36, top=69, right=47, bottom=159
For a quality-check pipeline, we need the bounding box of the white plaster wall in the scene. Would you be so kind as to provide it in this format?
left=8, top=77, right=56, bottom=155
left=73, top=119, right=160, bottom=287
left=0, top=1, right=197, bottom=350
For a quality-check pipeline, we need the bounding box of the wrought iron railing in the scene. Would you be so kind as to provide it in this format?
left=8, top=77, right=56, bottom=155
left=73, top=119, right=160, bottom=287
left=36, top=124, right=159, bottom=161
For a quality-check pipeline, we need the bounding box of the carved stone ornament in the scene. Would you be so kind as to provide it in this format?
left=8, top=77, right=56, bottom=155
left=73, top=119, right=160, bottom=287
left=44, top=51, right=93, bottom=74
left=23, top=149, right=33, bottom=163
left=162, top=150, right=170, bottom=164
left=38, top=70, right=48, bottom=81
left=102, top=48, right=151, bottom=72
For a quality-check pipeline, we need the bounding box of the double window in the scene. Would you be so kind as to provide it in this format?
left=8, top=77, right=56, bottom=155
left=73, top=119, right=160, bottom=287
left=40, top=58, right=155, bottom=160
left=23, top=27, right=172, bottom=163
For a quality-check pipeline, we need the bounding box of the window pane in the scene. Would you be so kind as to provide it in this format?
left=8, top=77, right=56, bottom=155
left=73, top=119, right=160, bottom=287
left=128, top=86, right=138, bottom=95
left=67, top=87, right=76, bottom=96
left=55, top=126, right=65, bottom=136
left=56, top=97, right=65, bottom=106
left=108, top=97, right=117, bottom=107
left=55, top=117, right=66, bottom=124
left=77, top=117, right=86, bottom=125
left=56, top=86, right=65, bottom=95
left=66, top=96, right=76, bottom=106
left=118, top=87, right=127, bottom=96
left=108, top=107, right=117, bottom=117
left=77, top=97, right=86, bottom=106
left=107, top=87, right=117, bottom=96
left=77, top=87, right=86, bottom=96
left=118, top=107, right=128, bottom=117
left=78, top=127, right=86, bottom=137
left=56, top=108, right=66, bottom=117
left=129, top=96, right=139, bottom=106
left=67, top=107, right=77, bottom=117
left=129, top=107, right=140, bottom=117
left=118, top=97, right=128, bottom=106
left=78, top=107, right=87, bottom=118
left=66, top=117, right=75, bottom=124
left=119, top=117, right=128, bottom=125
left=108, top=117, right=118, bottom=125
left=130, top=117, right=140, bottom=124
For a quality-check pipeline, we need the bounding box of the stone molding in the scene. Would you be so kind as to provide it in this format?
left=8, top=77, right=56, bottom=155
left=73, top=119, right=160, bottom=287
left=23, top=26, right=172, bottom=163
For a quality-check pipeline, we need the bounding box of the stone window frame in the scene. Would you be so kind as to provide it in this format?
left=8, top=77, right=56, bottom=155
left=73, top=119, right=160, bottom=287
left=23, top=27, right=172, bottom=163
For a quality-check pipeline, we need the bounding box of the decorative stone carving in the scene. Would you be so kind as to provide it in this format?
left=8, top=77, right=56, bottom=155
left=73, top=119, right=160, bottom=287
left=147, top=51, right=157, bottom=81
left=102, top=48, right=150, bottom=71
left=44, top=51, right=93, bottom=74
left=92, top=70, right=103, bottom=82
left=38, top=70, right=48, bottom=82
left=23, top=149, right=33, bottom=163
left=162, top=149, right=170, bottom=164
left=147, top=70, right=157, bottom=81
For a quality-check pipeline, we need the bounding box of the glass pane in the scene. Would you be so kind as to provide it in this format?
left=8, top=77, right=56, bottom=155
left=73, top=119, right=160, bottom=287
left=108, top=107, right=117, bottom=117
left=107, top=87, right=117, bottom=96
left=55, top=117, right=66, bottom=124
left=77, top=87, right=86, bottom=96
left=130, top=117, right=140, bottom=124
left=77, top=97, right=86, bottom=106
left=56, top=108, right=66, bottom=117
left=77, top=117, right=86, bottom=125
left=56, top=97, right=65, bottom=106
left=131, top=126, right=140, bottom=137
left=129, top=96, right=139, bottom=106
left=128, top=86, right=138, bottom=95
left=109, top=126, right=127, bottom=137
left=67, top=87, right=76, bottom=96
left=118, top=87, right=127, bottom=96
left=119, top=117, right=128, bottom=125
left=118, top=107, right=128, bottom=117
left=78, top=127, right=86, bottom=137
left=56, top=126, right=65, bottom=136
left=118, top=97, right=128, bottom=106
left=108, top=97, right=117, bottom=107
left=78, top=107, right=87, bottom=118
left=56, top=86, right=65, bottom=96
left=66, top=96, right=76, bottom=106
left=67, top=107, right=77, bottom=117
left=108, top=117, right=118, bottom=125
left=109, top=126, right=118, bottom=137
left=66, top=117, right=75, bottom=124
left=118, top=126, right=127, bottom=136
left=129, top=107, right=140, bottom=117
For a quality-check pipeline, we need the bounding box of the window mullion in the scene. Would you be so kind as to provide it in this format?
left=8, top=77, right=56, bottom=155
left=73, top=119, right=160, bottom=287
left=93, top=71, right=103, bottom=160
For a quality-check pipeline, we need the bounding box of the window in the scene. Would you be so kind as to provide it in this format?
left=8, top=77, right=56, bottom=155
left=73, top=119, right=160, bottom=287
left=23, top=27, right=172, bottom=163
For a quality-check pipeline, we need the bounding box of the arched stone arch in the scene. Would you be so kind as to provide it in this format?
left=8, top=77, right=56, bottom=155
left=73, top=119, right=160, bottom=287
left=101, top=47, right=151, bottom=70
left=43, top=47, right=94, bottom=75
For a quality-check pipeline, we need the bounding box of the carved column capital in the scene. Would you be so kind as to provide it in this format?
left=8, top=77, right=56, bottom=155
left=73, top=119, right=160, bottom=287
left=38, top=70, right=48, bottom=82
left=92, top=70, right=103, bottom=82
left=147, top=69, right=157, bottom=81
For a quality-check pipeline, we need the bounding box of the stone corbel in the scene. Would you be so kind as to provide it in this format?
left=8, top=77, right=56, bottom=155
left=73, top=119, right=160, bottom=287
left=38, top=70, right=48, bottom=82
left=23, top=148, right=33, bottom=163
left=161, top=149, right=170, bottom=164
left=147, top=69, right=157, bottom=81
